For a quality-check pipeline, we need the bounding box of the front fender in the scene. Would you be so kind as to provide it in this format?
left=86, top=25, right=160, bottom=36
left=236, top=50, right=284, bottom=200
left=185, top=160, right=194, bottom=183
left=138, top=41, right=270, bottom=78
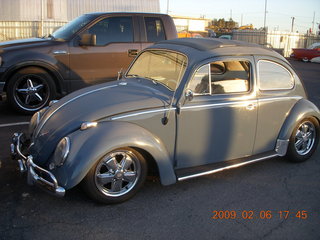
left=278, top=98, right=320, bottom=141
left=2, top=60, right=65, bottom=94
left=52, top=121, right=176, bottom=189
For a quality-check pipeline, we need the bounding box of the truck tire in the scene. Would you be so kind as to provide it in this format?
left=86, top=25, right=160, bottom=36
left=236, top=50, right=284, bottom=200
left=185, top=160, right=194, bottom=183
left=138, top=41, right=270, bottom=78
left=7, top=67, right=56, bottom=114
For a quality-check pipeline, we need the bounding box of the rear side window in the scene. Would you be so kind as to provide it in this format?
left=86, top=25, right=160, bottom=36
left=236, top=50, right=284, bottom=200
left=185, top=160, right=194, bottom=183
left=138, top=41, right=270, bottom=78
left=144, top=17, right=166, bottom=42
left=258, top=60, right=294, bottom=90
left=88, top=17, right=133, bottom=46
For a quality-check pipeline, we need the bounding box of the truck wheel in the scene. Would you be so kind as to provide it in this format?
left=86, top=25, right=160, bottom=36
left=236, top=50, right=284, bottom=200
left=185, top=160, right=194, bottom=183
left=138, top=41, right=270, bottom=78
left=7, top=67, right=56, bottom=114
left=82, top=148, right=147, bottom=204
left=286, top=117, right=319, bottom=162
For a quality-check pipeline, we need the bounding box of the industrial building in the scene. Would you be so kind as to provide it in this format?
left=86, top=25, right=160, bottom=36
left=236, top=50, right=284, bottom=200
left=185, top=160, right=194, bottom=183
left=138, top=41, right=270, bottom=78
left=0, top=0, right=160, bottom=41
left=0, top=0, right=160, bottom=21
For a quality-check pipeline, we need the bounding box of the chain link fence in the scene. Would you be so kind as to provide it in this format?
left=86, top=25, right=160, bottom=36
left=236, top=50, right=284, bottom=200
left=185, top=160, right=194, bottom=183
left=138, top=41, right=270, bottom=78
left=232, top=30, right=320, bottom=57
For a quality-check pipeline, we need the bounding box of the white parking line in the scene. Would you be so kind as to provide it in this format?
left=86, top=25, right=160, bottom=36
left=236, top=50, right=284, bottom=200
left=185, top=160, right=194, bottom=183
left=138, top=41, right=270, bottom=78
left=0, top=122, right=29, bottom=128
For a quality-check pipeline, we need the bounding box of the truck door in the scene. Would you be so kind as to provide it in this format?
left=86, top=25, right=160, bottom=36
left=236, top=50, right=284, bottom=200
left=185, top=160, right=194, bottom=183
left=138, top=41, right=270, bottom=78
left=68, top=16, right=141, bottom=91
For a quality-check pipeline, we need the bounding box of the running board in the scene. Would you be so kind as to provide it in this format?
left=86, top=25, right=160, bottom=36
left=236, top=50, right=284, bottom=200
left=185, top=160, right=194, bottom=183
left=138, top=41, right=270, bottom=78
left=176, top=152, right=279, bottom=181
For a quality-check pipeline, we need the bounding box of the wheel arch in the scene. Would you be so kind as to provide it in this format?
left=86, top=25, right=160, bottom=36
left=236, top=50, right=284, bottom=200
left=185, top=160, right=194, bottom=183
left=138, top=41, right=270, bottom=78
left=278, top=98, right=320, bottom=141
left=53, top=121, right=177, bottom=190
left=3, top=61, right=65, bottom=95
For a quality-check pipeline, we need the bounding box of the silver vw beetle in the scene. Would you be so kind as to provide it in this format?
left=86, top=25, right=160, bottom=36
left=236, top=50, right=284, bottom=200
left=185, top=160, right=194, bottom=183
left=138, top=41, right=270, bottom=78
left=11, top=38, right=320, bottom=204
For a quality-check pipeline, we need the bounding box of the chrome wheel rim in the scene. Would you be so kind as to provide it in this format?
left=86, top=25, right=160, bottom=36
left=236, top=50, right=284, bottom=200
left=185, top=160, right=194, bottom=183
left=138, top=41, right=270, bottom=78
left=14, top=74, right=49, bottom=111
left=302, top=57, right=309, bottom=62
left=294, top=121, right=316, bottom=156
left=94, top=150, right=140, bottom=197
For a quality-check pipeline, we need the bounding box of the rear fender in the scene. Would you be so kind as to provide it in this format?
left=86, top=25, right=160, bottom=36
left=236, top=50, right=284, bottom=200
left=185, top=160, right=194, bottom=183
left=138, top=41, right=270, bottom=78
left=276, top=99, right=320, bottom=155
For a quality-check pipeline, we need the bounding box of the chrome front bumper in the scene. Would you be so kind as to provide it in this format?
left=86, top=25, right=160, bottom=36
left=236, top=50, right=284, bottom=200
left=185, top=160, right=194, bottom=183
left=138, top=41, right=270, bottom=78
left=11, top=133, right=65, bottom=197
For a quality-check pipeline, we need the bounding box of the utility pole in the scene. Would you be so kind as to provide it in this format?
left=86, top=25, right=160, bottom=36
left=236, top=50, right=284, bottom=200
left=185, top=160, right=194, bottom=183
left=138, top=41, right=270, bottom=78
left=291, top=17, right=295, bottom=32
left=241, top=14, right=243, bottom=26
left=263, top=0, right=267, bottom=31
left=166, top=0, right=170, bottom=14
left=312, top=11, right=315, bottom=34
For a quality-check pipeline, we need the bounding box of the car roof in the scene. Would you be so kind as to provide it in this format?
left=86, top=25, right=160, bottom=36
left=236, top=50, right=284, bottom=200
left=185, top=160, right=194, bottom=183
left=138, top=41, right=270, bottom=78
left=150, top=38, right=287, bottom=63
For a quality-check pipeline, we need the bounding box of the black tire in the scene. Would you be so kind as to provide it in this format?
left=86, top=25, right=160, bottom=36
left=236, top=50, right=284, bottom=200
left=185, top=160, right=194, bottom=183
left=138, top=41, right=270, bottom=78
left=286, top=117, right=319, bottom=162
left=7, top=67, right=56, bottom=114
left=82, top=148, right=147, bottom=204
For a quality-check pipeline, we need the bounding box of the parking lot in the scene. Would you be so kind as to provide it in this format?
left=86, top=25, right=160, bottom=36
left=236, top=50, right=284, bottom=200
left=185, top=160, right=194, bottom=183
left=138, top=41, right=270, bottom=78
left=0, top=60, right=319, bottom=240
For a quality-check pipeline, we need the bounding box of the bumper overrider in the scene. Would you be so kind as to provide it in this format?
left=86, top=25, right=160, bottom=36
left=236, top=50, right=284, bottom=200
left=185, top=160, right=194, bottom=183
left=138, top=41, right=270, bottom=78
left=11, top=133, right=65, bottom=197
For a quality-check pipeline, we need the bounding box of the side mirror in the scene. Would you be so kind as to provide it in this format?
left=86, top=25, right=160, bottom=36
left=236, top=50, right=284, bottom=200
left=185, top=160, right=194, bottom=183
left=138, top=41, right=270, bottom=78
left=185, top=89, right=194, bottom=102
left=79, top=34, right=96, bottom=46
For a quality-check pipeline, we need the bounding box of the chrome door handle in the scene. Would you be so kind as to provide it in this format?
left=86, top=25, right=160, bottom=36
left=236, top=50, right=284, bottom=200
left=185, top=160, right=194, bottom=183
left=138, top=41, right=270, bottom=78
left=128, top=49, right=139, bottom=57
left=246, top=103, right=255, bottom=110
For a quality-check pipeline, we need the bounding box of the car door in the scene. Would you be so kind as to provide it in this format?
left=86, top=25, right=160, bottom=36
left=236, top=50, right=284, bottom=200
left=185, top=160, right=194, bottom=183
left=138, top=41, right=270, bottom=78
left=68, top=16, right=141, bottom=91
left=175, top=57, right=258, bottom=169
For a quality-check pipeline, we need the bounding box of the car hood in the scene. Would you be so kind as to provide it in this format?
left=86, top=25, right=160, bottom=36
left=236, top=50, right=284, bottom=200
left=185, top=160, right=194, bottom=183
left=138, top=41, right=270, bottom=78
left=0, top=38, right=53, bottom=51
left=31, top=80, right=171, bottom=164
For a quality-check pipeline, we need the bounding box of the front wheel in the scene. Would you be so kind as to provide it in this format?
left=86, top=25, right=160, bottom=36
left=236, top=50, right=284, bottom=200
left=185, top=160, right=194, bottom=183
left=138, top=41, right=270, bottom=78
left=7, top=67, right=56, bottom=114
left=286, top=118, right=319, bottom=162
left=82, top=148, right=147, bottom=204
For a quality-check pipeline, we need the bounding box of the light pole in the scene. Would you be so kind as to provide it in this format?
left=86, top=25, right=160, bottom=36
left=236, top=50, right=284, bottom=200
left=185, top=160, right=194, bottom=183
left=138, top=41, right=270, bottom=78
left=167, top=0, right=170, bottom=14
left=291, top=17, right=295, bottom=32
left=263, top=0, right=267, bottom=31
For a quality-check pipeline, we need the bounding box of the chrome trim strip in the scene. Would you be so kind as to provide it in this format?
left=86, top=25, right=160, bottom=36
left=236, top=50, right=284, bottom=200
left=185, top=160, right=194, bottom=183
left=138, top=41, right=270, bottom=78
left=258, top=96, right=302, bottom=103
left=35, top=85, right=117, bottom=137
left=178, top=154, right=279, bottom=181
left=181, top=100, right=255, bottom=110
left=52, top=50, right=67, bottom=55
left=111, top=108, right=176, bottom=120
left=180, top=96, right=301, bottom=111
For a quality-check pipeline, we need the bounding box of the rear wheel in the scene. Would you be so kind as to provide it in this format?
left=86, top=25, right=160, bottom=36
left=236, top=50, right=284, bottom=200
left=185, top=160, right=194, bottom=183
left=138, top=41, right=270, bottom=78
left=7, top=67, right=56, bottom=114
left=286, top=118, right=319, bottom=162
left=302, top=57, right=309, bottom=62
left=82, top=148, right=147, bottom=204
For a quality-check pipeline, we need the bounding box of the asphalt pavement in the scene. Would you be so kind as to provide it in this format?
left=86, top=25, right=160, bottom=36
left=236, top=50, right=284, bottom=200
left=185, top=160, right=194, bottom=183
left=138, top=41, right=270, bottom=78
left=0, top=60, right=319, bottom=240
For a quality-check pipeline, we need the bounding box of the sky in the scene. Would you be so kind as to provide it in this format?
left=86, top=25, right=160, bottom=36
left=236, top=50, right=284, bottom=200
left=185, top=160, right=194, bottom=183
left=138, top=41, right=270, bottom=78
left=159, top=0, right=320, bottom=33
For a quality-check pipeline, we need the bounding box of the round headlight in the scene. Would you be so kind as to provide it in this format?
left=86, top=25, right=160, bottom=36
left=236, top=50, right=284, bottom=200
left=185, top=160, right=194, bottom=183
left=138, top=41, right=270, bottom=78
left=51, top=137, right=70, bottom=169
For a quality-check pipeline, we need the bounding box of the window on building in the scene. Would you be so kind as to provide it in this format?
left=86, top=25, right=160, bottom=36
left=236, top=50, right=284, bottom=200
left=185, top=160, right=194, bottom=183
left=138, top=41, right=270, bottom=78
left=258, top=60, right=294, bottom=90
left=144, top=17, right=166, bottom=42
left=87, top=17, right=133, bottom=46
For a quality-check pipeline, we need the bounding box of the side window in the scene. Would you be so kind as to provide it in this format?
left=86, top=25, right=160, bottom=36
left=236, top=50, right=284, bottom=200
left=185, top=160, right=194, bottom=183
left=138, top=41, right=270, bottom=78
left=188, top=60, right=250, bottom=95
left=144, top=17, right=166, bottom=42
left=87, top=17, right=133, bottom=46
left=258, top=60, right=294, bottom=90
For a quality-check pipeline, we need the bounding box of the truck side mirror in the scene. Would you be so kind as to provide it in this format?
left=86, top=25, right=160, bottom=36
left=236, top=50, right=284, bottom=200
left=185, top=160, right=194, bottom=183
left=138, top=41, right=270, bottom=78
left=79, top=34, right=96, bottom=46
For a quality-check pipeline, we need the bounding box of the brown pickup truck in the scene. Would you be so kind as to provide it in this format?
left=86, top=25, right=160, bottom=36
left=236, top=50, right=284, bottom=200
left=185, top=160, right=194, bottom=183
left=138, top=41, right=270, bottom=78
left=0, top=12, right=177, bottom=113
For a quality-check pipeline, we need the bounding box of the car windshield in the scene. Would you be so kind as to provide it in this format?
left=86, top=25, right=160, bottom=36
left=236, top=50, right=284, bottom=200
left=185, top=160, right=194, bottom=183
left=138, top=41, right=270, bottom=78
left=52, top=14, right=95, bottom=40
left=127, top=50, right=187, bottom=91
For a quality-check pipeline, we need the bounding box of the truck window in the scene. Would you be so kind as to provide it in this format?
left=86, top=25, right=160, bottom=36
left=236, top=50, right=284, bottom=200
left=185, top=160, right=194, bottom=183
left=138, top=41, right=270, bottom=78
left=87, top=17, right=133, bottom=46
left=144, top=17, right=166, bottom=42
